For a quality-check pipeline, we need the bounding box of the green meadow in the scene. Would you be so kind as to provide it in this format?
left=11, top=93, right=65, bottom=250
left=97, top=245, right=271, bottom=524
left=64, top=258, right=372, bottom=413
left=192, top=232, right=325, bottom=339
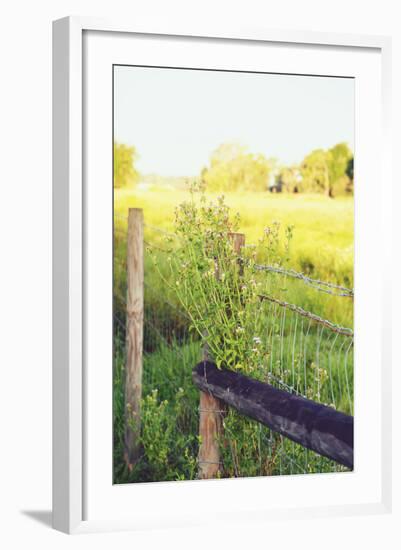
left=114, top=188, right=353, bottom=325
left=115, top=188, right=353, bottom=281
left=113, top=187, right=354, bottom=483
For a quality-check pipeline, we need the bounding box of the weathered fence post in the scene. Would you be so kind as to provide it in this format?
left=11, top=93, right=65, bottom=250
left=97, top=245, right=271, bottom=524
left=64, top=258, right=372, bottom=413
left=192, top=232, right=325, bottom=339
left=229, top=232, right=246, bottom=269
left=193, top=361, right=354, bottom=469
left=198, top=232, right=245, bottom=479
left=124, top=208, right=144, bottom=469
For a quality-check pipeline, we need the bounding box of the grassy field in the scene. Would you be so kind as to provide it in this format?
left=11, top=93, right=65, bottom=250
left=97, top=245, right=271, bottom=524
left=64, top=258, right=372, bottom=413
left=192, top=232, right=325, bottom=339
left=115, top=187, right=353, bottom=282
left=113, top=187, right=354, bottom=483
left=115, top=188, right=354, bottom=326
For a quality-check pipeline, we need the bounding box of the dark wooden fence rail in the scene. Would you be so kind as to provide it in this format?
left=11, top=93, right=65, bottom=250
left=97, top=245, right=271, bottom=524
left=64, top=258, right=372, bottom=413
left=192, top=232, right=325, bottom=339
left=193, top=361, right=354, bottom=469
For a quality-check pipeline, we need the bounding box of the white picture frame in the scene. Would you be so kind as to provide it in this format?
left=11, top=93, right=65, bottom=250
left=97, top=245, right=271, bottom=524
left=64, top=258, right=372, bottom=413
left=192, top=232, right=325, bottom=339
left=52, top=16, right=392, bottom=534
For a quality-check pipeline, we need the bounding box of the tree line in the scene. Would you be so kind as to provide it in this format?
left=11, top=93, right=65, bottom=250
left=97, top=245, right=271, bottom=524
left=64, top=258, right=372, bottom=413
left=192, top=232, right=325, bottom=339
left=114, top=140, right=354, bottom=197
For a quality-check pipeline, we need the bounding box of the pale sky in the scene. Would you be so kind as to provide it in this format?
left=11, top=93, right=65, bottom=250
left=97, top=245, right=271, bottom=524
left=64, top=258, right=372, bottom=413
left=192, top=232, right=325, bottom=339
left=114, top=65, right=354, bottom=177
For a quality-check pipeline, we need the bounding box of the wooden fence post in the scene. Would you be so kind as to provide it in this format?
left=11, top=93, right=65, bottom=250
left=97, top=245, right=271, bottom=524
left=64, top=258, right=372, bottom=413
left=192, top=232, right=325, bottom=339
left=198, top=232, right=245, bottom=479
left=229, top=232, right=246, bottom=266
left=124, top=208, right=144, bottom=469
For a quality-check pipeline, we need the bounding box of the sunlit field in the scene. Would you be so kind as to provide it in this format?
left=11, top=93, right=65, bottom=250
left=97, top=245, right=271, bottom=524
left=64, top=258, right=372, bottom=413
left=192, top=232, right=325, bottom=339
left=114, top=187, right=354, bottom=326
left=115, top=188, right=353, bottom=281
left=113, top=187, right=354, bottom=484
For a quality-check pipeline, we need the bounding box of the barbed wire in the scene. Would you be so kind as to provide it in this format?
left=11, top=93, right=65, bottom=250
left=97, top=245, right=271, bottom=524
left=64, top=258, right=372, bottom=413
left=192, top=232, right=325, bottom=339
left=144, top=280, right=191, bottom=321
left=114, top=218, right=353, bottom=478
left=115, top=216, right=177, bottom=237
left=114, top=314, right=126, bottom=333
left=143, top=318, right=190, bottom=362
left=144, top=240, right=173, bottom=254
left=258, top=293, right=354, bottom=337
left=144, top=223, right=177, bottom=238
left=114, top=268, right=190, bottom=323
left=266, top=372, right=308, bottom=399
left=253, top=264, right=353, bottom=298
left=117, top=220, right=352, bottom=298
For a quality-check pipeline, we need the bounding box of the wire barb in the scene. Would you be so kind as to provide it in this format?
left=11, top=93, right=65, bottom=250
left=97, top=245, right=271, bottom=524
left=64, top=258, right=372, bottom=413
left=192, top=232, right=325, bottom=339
left=253, top=264, right=353, bottom=297
left=259, top=293, right=354, bottom=337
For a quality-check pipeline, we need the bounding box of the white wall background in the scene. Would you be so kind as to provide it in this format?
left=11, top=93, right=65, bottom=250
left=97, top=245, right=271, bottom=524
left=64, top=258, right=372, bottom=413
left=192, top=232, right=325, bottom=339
left=0, top=1, right=399, bottom=548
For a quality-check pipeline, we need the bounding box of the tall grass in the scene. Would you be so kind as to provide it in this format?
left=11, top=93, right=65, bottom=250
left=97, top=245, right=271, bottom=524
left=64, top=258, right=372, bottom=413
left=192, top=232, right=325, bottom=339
left=115, top=188, right=354, bottom=285
left=113, top=188, right=353, bottom=483
left=115, top=189, right=353, bottom=328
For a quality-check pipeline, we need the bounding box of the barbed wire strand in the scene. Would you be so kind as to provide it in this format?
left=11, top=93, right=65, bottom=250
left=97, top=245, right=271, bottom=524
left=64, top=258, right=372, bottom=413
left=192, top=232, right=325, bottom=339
left=144, top=223, right=177, bottom=238
left=144, top=280, right=191, bottom=321
left=114, top=223, right=353, bottom=476
left=144, top=240, right=173, bottom=254
left=258, top=293, right=354, bottom=337
left=253, top=264, right=353, bottom=297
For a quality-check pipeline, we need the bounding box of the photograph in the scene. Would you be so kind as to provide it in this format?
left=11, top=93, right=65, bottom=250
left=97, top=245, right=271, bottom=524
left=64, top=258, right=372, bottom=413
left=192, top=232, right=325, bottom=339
left=112, top=65, right=354, bottom=484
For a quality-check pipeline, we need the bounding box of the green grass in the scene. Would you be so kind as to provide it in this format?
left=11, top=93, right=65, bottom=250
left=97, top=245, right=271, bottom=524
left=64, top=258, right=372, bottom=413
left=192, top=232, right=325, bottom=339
left=115, top=188, right=353, bottom=285
left=113, top=188, right=354, bottom=483
left=114, top=188, right=354, bottom=328
left=114, top=328, right=350, bottom=484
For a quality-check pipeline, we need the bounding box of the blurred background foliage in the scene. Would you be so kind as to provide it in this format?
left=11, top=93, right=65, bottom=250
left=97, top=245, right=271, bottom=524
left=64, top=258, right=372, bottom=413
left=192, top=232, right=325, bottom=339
left=113, top=142, right=140, bottom=188
left=114, top=139, right=354, bottom=197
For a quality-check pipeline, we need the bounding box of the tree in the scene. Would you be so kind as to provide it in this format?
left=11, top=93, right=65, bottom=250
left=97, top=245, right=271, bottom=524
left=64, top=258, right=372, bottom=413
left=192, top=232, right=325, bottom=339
left=276, top=165, right=302, bottom=193
left=327, top=143, right=353, bottom=196
left=301, top=149, right=330, bottom=195
left=346, top=157, right=354, bottom=180
left=201, top=143, right=273, bottom=192
left=345, top=157, right=354, bottom=194
left=113, top=142, right=140, bottom=188
left=301, top=143, right=353, bottom=197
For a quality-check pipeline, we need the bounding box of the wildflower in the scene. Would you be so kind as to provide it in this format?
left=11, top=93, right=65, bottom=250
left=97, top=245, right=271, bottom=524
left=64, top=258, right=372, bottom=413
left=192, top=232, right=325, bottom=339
left=236, top=326, right=245, bottom=334
left=253, top=336, right=261, bottom=345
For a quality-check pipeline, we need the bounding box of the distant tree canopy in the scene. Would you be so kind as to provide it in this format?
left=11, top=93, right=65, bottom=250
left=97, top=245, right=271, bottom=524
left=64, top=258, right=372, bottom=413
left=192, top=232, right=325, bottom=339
left=113, top=140, right=354, bottom=197
left=113, top=142, right=140, bottom=188
left=201, top=143, right=274, bottom=192
left=300, top=142, right=353, bottom=197
left=276, top=165, right=302, bottom=193
left=346, top=157, right=354, bottom=180
left=201, top=141, right=353, bottom=197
